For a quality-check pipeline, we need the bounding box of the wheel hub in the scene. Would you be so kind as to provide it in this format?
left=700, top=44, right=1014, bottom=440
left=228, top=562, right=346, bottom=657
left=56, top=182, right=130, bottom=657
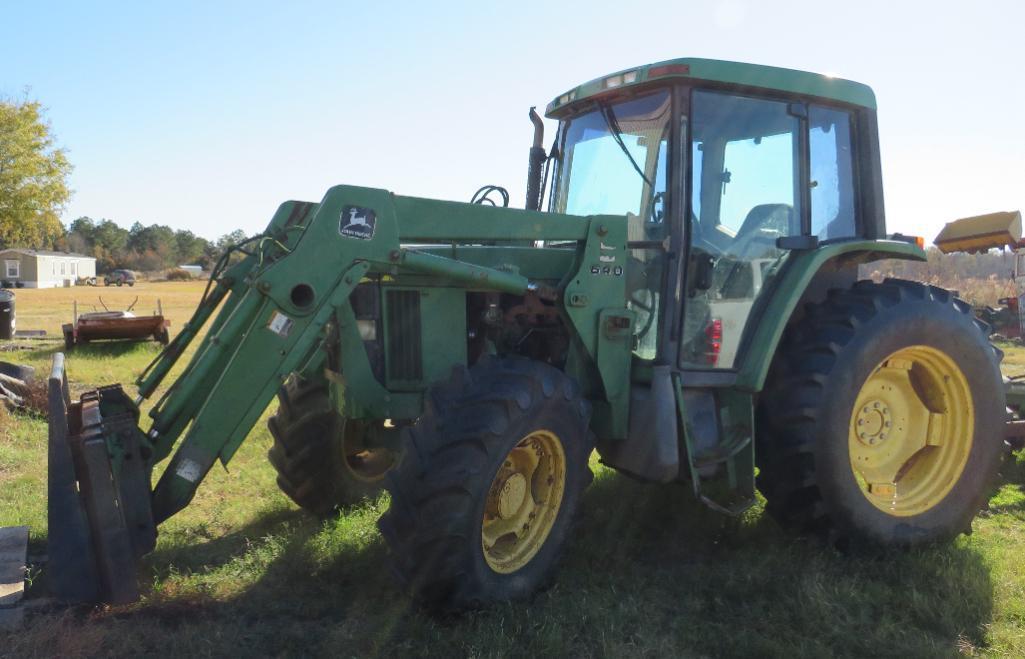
left=848, top=346, right=973, bottom=516
left=481, top=430, right=566, bottom=574
left=495, top=472, right=527, bottom=519
left=855, top=399, right=891, bottom=445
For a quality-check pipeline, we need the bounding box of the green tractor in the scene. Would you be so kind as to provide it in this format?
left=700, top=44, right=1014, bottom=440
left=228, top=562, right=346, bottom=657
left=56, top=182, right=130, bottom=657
left=48, top=58, right=1007, bottom=612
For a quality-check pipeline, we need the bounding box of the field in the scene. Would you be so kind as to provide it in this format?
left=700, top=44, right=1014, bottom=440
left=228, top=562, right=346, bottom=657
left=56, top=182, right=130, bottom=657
left=3, top=281, right=1025, bottom=657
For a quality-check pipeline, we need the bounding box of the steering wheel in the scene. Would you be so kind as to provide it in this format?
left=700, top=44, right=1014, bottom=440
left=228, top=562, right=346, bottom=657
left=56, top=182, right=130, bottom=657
left=626, top=256, right=662, bottom=341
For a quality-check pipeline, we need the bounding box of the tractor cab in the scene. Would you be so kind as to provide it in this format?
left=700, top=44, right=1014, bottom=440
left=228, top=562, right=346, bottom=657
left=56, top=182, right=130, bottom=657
left=543, top=58, right=884, bottom=372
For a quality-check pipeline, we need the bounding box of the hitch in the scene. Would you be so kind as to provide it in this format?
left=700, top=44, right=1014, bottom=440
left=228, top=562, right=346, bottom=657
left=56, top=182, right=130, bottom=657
left=47, top=353, right=155, bottom=604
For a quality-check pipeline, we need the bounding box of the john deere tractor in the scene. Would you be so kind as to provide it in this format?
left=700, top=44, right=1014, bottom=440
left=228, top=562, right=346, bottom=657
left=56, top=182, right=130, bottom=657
left=47, top=58, right=1006, bottom=611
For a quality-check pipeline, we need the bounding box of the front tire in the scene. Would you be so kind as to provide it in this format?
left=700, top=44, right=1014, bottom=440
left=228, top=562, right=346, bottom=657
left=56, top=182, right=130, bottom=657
left=758, top=279, right=1004, bottom=546
left=267, top=376, right=396, bottom=516
left=378, top=356, right=594, bottom=611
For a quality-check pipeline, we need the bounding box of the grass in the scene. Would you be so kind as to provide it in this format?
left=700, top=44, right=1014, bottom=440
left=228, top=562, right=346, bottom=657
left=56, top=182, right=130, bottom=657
left=3, top=281, right=1025, bottom=656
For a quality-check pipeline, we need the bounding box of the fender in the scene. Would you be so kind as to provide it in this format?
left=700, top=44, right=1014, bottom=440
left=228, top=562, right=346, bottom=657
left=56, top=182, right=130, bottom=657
left=735, top=239, right=927, bottom=392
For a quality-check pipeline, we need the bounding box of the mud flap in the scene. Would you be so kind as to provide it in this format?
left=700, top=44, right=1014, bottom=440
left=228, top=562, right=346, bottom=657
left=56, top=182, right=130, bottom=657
left=47, top=353, right=153, bottom=605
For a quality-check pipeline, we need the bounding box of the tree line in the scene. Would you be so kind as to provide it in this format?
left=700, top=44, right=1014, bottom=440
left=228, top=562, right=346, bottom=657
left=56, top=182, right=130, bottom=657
left=869, top=247, right=1018, bottom=282
left=62, top=217, right=246, bottom=273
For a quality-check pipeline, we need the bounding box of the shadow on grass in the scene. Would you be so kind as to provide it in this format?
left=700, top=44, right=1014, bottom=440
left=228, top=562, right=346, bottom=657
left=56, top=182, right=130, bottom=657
left=19, top=469, right=997, bottom=656
left=982, top=448, right=1025, bottom=517
left=23, top=339, right=159, bottom=365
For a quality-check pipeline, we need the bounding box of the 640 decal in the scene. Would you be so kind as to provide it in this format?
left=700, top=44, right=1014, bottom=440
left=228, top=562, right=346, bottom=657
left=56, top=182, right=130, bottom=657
left=590, top=264, right=624, bottom=276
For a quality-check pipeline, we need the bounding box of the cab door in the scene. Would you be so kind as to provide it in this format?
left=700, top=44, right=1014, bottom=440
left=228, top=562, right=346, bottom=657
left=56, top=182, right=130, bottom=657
left=678, top=90, right=861, bottom=371
left=679, top=90, right=805, bottom=369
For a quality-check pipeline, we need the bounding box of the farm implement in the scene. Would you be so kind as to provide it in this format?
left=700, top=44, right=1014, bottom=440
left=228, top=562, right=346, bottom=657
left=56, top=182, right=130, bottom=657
left=935, top=211, right=1025, bottom=339
left=47, top=58, right=1011, bottom=610
left=933, top=211, right=1025, bottom=446
left=61, top=297, right=170, bottom=350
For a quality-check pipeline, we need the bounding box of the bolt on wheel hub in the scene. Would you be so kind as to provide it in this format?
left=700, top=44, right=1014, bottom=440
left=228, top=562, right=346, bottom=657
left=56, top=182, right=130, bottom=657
left=855, top=399, right=892, bottom=445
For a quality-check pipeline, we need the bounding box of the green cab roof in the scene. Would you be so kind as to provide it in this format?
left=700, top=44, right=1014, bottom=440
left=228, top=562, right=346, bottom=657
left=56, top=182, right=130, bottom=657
left=545, top=57, right=876, bottom=118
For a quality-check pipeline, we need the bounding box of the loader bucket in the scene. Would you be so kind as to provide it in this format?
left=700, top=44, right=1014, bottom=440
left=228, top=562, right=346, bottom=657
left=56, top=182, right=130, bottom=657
left=47, top=353, right=154, bottom=604
left=934, top=210, right=1023, bottom=254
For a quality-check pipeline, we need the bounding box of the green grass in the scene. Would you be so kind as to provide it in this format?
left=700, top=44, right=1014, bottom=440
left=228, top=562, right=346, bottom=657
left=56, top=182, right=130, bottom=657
left=3, top=290, right=1025, bottom=656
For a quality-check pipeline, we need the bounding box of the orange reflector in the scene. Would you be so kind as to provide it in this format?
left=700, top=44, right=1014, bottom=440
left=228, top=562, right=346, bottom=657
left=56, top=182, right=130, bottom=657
left=915, top=236, right=925, bottom=249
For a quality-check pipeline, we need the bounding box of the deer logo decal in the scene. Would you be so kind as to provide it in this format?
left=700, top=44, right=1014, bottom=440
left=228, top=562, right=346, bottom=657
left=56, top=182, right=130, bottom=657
left=339, top=206, right=377, bottom=240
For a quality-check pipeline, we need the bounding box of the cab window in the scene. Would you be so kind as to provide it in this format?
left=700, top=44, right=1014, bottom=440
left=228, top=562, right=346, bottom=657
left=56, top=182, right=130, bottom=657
left=810, top=105, right=857, bottom=240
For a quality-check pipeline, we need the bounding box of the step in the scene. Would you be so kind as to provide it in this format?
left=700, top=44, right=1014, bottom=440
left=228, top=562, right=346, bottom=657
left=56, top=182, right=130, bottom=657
left=691, top=432, right=752, bottom=469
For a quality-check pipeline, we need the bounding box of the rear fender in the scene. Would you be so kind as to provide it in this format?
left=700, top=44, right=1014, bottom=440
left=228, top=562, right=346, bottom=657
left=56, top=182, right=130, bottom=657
left=735, top=240, right=926, bottom=392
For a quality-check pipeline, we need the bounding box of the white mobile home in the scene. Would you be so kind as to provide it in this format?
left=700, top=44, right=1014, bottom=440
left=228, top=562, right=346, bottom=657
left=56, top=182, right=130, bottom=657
left=0, top=249, right=97, bottom=288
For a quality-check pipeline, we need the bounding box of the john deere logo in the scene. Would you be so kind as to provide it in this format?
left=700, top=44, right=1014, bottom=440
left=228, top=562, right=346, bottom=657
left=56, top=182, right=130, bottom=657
left=339, top=206, right=376, bottom=240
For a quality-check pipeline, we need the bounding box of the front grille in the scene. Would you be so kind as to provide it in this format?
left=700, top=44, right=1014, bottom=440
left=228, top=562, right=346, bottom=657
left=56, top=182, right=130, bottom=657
left=386, top=290, right=423, bottom=382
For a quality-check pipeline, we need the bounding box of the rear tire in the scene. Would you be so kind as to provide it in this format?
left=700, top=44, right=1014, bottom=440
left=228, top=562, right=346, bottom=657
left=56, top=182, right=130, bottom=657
left=378, top=356, right=594, bottom=611
left=757, top=279, right=1004, bottom=546
left=267, top=376, right=395, bottom=516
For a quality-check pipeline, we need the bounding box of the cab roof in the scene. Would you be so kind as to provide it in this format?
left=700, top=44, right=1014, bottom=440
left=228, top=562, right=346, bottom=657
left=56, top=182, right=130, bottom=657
left=545, top=57, right=876, bottom=118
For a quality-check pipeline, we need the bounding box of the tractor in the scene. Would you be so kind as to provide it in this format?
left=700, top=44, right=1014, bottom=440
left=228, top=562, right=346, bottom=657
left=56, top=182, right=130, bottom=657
left=47, top=58, right=1008, bottom=612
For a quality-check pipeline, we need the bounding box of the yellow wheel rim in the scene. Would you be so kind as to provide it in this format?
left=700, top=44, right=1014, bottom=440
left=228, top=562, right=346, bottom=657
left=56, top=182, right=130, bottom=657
left=848, top=345, right=974, bottom=517
left=341, top=422, right=395, bottom=484
left=481, top=429, right=566, bottom=574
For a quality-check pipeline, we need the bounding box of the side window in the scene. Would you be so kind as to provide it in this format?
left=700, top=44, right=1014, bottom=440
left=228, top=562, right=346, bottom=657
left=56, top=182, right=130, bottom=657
left=719, top=132, right=797, bottom=235
left=810, top=106, right=856, bottom=240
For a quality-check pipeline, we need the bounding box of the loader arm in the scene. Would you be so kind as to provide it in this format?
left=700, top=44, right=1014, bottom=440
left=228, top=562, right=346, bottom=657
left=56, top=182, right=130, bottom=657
left=138, top=189, right=576, bottom=522
left=48, top=184, right=629, bottom=602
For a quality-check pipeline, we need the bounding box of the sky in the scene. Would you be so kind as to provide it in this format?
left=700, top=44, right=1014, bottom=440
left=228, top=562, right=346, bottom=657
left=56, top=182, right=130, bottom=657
left=1, top=0, right=1022, bottom=242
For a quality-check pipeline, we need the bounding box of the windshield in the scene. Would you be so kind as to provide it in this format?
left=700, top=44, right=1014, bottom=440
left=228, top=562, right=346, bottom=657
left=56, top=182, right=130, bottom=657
left=552, top=89, right=672, bottom=361
left=553, top=90, right=671, bottom=237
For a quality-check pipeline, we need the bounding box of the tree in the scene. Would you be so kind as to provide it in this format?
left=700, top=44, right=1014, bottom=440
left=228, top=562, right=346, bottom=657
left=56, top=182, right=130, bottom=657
left=0, top=97, right=72, bottom=248
left=92, top=219, right=129, bottom=254
left=127, top=222, right=176, bottom=268
left=215, top=229, right=248, bottom=251
left=66, top=216, right=95, bottom=253
left=212, top=229, right=249, bottom=266
left=174, top=229, right=209, bottom=265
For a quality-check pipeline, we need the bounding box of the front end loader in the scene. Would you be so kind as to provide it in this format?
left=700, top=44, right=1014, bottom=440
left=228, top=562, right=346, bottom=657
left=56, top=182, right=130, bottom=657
left=47, top=58, right=1009, bottom=611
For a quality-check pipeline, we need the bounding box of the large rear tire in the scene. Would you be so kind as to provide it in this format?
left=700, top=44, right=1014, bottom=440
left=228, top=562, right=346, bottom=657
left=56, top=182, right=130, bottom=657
left=267, top=376, right=396, bottom=516
left=757, top=279, right=1004, bottom=546
left=378, top=356, right=594, bottom=611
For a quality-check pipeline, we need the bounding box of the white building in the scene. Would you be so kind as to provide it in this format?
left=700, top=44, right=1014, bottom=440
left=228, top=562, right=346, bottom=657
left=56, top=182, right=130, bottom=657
left=0, top=249, right=97, bottom=288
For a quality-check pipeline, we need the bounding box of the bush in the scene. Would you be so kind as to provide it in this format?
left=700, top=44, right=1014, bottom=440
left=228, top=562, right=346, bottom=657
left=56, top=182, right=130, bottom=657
left=166, top=268, right=193, bottom=281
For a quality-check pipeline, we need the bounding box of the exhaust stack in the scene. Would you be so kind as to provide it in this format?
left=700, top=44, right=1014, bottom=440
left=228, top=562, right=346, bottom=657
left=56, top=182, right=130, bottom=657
left=525, top=107, right=546, bottom=211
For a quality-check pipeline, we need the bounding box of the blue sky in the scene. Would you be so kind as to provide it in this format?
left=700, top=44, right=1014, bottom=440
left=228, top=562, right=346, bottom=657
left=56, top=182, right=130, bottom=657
left=2, top=1, right=1022, bottom=242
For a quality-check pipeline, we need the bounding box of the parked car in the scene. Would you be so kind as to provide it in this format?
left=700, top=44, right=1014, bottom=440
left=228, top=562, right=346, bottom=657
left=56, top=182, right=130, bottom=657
left=104, top=269, right=136, bottom=287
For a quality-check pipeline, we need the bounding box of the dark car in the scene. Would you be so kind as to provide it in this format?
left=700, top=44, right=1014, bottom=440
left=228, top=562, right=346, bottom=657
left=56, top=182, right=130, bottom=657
left=104, top=269, right=136, bottom=287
